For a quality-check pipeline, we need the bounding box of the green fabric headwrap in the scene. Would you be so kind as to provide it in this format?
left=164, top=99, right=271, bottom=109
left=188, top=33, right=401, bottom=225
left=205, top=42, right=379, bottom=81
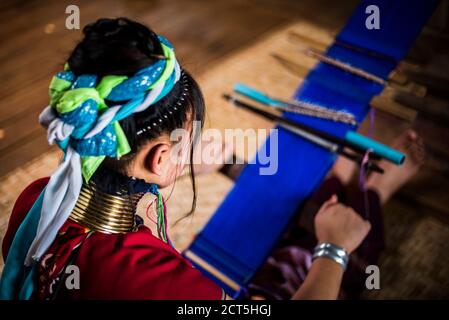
left=47, top=42, right=177, bottom=181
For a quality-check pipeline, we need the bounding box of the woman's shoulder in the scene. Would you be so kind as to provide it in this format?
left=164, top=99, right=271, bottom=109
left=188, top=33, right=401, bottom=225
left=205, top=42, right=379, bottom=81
left=13, top=177, right=50, bottom=208
left=75, top=226, right=195, bottom=281
left=69, top=227, right=223, bottom=299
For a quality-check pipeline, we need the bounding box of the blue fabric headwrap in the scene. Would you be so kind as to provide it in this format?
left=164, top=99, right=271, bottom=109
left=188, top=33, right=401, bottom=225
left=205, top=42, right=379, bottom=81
left=0, top=35, right=181, bottom=300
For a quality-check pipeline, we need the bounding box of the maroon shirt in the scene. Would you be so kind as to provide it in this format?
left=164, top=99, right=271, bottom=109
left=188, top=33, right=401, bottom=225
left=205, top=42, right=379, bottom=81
left=2, top=178, right=223, bottom=300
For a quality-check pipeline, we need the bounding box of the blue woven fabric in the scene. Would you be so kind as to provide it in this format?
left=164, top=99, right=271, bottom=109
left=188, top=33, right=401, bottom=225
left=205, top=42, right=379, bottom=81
left=186, top=0, right=439, bottom=298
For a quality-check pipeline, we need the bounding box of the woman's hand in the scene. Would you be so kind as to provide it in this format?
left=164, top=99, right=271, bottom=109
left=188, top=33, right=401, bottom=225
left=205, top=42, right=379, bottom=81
left=314, top=195, right=371, bottom=254
left=293, top=195, right=370, bottom=300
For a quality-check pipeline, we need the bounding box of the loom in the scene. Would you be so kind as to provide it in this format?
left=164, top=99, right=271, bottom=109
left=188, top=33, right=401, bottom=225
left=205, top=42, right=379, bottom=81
left=184, top=0, right=440, bottom=298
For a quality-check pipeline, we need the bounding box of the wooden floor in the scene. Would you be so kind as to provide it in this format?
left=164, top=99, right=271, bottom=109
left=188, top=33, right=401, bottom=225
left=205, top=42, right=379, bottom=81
left=1, top=0, right=449, bottom=298
left=0, top=0, right=359, bottom=176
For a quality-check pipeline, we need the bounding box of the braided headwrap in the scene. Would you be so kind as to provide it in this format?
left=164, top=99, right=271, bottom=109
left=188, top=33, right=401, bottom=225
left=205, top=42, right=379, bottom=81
left=30, top=35, right=180, bottom=263
left=0, top=35, right=181, bottom=299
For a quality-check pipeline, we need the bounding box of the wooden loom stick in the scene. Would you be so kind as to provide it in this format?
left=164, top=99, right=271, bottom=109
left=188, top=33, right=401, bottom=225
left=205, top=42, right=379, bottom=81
left=271, top=53, right=309, bottom=78
left=279, top=123, right=384, bottom=173
left=224, top=94, right=385, bottom=172
left=184, top=251, right=241, bottom=292
left=287, top=30, right=330, bottom=54
left=305, top=48, right=427, bottom=97
left=371, top=95, right=417, bottom=123
left=305, top=48, right=387, bottom=85
left=332, top=39, right=408, bottom=85
left=234, top=83, right=358, bottom=126
left=288, top=30, right=427, bottom=97
left=274, top=102, right=358, bottom=126
left=287, top=30, right=408, bottom=85
left=271, top=53, right=418, bottom=123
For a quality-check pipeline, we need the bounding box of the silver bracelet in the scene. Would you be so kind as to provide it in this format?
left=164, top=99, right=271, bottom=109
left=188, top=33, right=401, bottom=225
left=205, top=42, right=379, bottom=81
left=312, top=242, right=349, bottom=271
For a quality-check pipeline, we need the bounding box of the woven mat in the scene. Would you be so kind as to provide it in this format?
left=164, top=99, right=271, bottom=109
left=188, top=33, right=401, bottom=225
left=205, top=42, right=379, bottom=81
left=362, top=200, right=449, bottom=299
left=1, top=21, right=448, bottom=298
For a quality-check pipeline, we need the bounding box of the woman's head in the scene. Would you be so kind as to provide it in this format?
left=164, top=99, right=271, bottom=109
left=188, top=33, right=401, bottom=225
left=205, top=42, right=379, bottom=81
left=67, top=18, right=205, bottom=207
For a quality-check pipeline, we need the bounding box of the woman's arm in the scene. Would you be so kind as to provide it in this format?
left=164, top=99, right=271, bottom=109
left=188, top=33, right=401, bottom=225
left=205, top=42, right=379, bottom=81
left=292, top=257, right=343, bottom=300
left=292, top=195, right=371, bottom=300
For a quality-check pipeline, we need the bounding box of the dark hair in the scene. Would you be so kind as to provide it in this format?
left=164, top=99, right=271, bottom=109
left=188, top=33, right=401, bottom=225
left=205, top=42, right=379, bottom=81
left=67, top=17, right=205, bottom=215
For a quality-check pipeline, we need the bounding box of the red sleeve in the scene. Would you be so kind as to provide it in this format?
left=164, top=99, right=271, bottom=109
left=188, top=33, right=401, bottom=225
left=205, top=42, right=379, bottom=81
left=129, top=247, right=225, bottom=300
left=4, top=178, right=223, bottom=300
left=2, top=177, right=49, bottom=260
left=66, top=228, right=224, bottom=300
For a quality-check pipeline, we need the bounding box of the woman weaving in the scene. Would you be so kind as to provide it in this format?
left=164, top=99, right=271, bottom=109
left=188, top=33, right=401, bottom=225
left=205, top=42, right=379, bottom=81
left=0, top=18, right=424, bottom=300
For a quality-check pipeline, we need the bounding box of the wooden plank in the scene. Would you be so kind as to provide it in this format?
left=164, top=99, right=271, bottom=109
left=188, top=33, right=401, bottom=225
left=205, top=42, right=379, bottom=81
left=0, top=0, right=318, bottom=165
left=0, top=129, right=53, bottom=177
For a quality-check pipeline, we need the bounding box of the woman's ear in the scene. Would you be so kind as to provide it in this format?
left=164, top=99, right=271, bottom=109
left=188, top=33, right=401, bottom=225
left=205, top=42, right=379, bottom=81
left=145, top=143, right=170, bottom=176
